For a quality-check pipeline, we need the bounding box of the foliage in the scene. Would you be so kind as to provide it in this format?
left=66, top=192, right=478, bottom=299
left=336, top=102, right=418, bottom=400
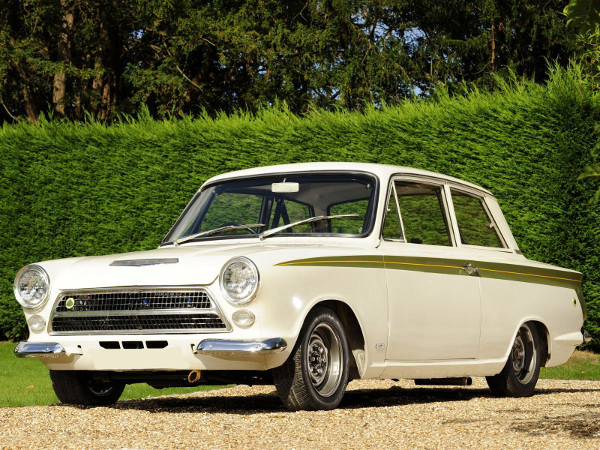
left=565, top=0, right=600, bottom=33
left=565, top=0, right=600, bottom=89
left=0, top=0, right=577, bottom=123
left=565, top=1, right=600, bottom=201
left=0, top=65, right=599, bottom=348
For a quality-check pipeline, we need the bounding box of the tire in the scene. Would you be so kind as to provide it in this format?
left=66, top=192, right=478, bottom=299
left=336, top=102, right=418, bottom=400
left=272, top=307, right=350, bottom=411
left=50, top=370, right=125, bottom=406
left=486, top=322, right=541, bottom=397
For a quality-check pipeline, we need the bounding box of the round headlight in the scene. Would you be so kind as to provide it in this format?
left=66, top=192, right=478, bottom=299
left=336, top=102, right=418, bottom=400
left=220, top=257, right=259, bottom=305
left=14, top=265, right=50, bottom=309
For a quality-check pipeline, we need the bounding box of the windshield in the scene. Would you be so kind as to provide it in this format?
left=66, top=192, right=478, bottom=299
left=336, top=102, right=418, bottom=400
left=162, top=172, right=378, bottom=245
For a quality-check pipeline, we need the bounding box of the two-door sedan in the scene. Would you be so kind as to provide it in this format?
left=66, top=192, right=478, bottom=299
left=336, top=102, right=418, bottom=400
left=14, top=162, right=586, bottom=410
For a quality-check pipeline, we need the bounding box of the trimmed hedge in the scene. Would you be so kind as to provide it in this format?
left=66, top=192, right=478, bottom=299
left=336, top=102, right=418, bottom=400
left=1, top=66, right=599, bottom=348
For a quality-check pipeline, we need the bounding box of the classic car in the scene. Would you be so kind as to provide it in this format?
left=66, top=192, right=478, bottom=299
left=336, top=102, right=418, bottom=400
left=14, top=162, right=586, bottom=410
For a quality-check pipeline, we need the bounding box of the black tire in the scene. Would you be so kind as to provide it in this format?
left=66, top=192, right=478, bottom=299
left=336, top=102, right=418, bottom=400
left=486, top=322, right=541, bottom=397
left=50, top=370, right=125, bottom=406
left=272, top=307, right=350, bottom=411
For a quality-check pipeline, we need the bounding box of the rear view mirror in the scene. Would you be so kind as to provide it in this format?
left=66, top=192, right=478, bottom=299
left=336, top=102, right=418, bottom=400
left=272, top=182, right=299, bottom=193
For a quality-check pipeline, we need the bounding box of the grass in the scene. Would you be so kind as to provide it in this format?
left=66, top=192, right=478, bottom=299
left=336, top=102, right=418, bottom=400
left=1, top=342, right=598, bottom=407
left=0, top=342, right=222, bottom=407
left=540, top=350, right=600, bottom=381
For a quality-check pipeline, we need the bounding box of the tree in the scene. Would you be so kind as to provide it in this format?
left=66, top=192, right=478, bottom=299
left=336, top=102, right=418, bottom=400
left=0, top=0, right=580, bottom=123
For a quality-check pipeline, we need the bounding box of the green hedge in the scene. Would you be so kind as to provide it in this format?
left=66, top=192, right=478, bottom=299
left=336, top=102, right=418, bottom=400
left=1, top=66, right=599, bottom=348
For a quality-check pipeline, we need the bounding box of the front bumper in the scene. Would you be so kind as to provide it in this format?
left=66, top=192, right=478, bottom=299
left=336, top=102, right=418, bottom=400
left=196, top=338, right=287, bottom=356
left=14, top=337, right=288, bottom=370
left=14, top=342, right=66, bottom=358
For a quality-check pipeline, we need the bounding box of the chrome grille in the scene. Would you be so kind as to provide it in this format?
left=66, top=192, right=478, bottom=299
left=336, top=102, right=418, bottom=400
left=50, top=288, right=229, bottom=335
left=54, top=291, right=211, bottom=312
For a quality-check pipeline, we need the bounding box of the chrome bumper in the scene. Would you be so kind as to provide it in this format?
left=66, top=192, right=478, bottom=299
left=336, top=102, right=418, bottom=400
left=196, top=338, right=287, bottom=356
left=14, top=342, right=66, bottom=358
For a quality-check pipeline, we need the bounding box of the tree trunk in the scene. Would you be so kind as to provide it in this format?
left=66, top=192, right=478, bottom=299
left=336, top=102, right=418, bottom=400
left=52, top=3, right=73, bottom=117
left=92, top=53, right=104, bottom=118
left=491, top=17, right=498, bottom=72
left=9, top=52, right=38, bottom=123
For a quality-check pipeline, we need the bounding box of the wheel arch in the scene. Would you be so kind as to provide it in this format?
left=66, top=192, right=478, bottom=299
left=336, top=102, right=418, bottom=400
left=305, top=299, right=367, bottom=380
left=505, top=318, right=550, bottom=368
left=529, top=320, right=550, bottom=367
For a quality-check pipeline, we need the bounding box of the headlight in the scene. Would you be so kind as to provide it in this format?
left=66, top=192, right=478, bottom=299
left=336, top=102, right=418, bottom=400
left=14, top=265, right=50, bottom=309
left=220, top=257, right=259, bottom=305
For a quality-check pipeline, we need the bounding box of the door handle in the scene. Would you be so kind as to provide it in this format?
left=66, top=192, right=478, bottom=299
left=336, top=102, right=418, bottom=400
left=462, top=263, right=479, bottom=276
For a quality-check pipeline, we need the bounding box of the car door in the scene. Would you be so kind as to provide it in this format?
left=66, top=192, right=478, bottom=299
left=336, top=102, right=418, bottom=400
left=380, top=177, right=482, bottom=361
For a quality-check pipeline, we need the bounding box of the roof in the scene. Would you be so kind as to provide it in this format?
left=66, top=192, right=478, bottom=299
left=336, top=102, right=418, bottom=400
left=202, top=162, right=493, bottom=195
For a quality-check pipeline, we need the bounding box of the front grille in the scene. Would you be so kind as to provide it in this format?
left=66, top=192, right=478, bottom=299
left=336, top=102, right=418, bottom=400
left=54, top=291, right=212, bottom=312
left=50, top=288, right=229, bottom=334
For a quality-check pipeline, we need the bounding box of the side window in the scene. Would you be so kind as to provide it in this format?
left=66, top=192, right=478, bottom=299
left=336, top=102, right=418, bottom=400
left=329, top=199, right=369, bottom=234
left=395, top=181, right=452, bottom=246
left=451, top=190, right=504, bottom=247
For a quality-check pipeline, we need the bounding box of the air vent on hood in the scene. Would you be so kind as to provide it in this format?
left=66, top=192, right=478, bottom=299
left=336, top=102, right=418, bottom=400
left=110, top=258, right=179, bottom=267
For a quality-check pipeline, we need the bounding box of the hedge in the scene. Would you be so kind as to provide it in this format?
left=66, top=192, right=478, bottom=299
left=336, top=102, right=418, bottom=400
left=1, top=65, right=599, bottom=349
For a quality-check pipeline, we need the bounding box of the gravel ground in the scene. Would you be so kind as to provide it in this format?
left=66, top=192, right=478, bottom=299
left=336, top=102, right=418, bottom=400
left=1, top=378, right=599, bottom=449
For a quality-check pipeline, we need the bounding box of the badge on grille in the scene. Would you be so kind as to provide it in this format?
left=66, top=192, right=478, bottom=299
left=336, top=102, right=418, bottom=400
left=65, top=298, right=75, bottom=309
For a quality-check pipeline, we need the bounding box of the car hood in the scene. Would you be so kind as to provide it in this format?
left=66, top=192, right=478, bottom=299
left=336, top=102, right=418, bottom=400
left=43, top=242, right=273, bottom=290
left=40, top=240, right=372, bottom=291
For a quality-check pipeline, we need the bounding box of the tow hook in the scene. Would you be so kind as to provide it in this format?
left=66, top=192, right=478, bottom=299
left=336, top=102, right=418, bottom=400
left=187, top=370, right=202, bottom=384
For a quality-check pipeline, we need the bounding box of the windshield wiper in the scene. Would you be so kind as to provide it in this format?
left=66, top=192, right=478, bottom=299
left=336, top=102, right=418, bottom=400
left=259, top=214, right=360, bottom=240
left=174, top=223, right=266, bottom=246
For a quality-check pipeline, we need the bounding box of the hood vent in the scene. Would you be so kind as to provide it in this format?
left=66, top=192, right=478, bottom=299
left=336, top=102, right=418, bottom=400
left=110, top=258, right=179, bottom=267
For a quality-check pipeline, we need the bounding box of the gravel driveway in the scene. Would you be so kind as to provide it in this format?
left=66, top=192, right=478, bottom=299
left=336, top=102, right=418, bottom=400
left=1, top=378, right=599, bottom=448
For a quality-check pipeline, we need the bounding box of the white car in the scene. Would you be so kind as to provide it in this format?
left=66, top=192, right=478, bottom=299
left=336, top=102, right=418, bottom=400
left=14, top=162, right=586, bottom=410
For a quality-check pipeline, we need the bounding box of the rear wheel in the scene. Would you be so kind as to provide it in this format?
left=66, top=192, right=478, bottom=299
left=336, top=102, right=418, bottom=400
left=50, top=370, right=125, bottom=406
left=486, top=322, right=541, bottom=397
left=273, top=307, right=349, bottom=410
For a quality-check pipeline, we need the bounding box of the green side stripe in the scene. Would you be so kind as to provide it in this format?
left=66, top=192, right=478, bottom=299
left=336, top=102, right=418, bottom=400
left=275, top=255, right=582, bottom=288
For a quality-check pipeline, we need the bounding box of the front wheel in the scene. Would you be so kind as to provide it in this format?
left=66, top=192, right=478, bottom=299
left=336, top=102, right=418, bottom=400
left=272, top=307, right=349, bottom=411
left=50, top=370, right=125, bottom=406
left=486, top=322, right=541, bottom=397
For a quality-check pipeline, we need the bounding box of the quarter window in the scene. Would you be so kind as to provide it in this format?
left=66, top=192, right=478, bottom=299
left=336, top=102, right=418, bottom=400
left=382, top=190, right=403, bottom=240
left=451, top=190, right=504, bottom=248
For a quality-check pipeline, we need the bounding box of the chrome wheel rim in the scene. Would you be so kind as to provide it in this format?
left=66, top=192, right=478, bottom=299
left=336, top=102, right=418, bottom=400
left=306, top=323, right=342, bottom=398
left=511, top=324, right=537, bottom=385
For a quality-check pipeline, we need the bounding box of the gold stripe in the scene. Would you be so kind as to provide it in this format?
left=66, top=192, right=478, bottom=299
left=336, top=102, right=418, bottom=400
left=277, top=260, right=382, bottom=266
left=479, top=267, right=580, bottom=283
left=277, top=258, right=581, bottom=284
left=385, top=261, right=462, bottom=270
left=279, top=259, right=461, bottom=270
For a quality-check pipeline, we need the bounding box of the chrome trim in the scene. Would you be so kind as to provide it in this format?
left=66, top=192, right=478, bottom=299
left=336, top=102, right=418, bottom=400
left=110, top=258, right=179, bottom=266
left=583, top=329, right=592, bottom=344
left=52, top=309, right=217, bottom=318
left=219, top=257, right=260, bottom=306
left=196, top=338, right=287, bottom=355
left=50, top=286, right=231, bottom=335
left=14, top=342, right=66, bottom=358
left=14, top=264, right=51, bottom=310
